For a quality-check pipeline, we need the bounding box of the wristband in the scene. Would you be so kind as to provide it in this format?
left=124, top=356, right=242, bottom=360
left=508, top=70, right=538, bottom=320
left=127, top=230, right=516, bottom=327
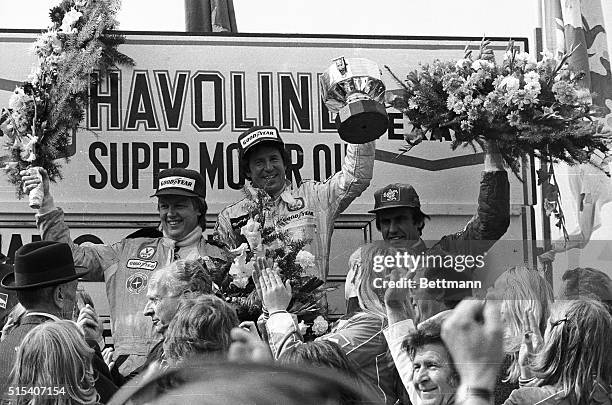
left=456, top=385, right=494, bottom=404
left=268, top=310, right=289, bottom=317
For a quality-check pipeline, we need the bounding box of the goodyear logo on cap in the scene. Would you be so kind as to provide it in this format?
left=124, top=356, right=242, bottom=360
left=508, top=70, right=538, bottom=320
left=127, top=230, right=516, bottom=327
left=382, top=188, right=399, bottom=202
left=158, top=176, right=195, bottom=191
left=240, top=129, right=279, bottom=148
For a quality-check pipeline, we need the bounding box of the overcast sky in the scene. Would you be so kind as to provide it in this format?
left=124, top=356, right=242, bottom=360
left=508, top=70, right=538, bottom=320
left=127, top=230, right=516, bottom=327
left=0, top=0, right=539, bottom=40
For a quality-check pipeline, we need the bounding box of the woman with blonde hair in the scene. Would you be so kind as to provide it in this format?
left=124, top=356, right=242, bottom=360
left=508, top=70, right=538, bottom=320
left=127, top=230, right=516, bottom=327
left=493, top=265, right=554, bottom=382
left=504, top=298, right=612, bottom=404
left=8, top=320, right=99, bottom=405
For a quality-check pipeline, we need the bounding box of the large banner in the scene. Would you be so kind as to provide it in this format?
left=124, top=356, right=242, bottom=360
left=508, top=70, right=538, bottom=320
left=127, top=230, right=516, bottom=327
left=0, top=32, right=526, bottom=257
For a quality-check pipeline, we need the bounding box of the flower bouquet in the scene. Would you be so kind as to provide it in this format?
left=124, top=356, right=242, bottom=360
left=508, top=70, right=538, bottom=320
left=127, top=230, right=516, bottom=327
left=0, top=0, right=133, bottom=206
left=220, top=187, right=332, bottom=323
left=386, top=38, right=611, bottom=234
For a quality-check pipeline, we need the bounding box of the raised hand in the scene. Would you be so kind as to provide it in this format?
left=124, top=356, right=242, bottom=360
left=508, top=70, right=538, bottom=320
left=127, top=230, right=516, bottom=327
left=258, top=266, right=291, bottom=313
left=76, top=304, right=103, bottom=345
left=102, top=347, right=115, bottom=371
left=518, top=308, right=543, bottom=379
left=441, top=297, right=503, bottom=391
left=252, top=257, right=274, bottom=303
left=19, top=166, right=52, bottom=209
left=228, top=322, right=273, bottom=363
left=383, top=267, right=415, bottom=324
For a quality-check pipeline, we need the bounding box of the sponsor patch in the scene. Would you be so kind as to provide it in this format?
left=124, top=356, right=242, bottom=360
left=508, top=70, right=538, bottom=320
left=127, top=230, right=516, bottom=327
left=0, top=293, right=8, bottom=309
left=126, top=272, right=148, bottom=294
left=139, top=246, right=156, bottom=259
left=127, top=259, right=158, bottom=271
left=229, top=214, right=249, bottom=230
left=287, top=197, right=305, bottom=211
left=158, top=176, right=195, bottom=191
left=240, top=128, right=279, bottom=148
left=382, top=188, right=399, bottom=202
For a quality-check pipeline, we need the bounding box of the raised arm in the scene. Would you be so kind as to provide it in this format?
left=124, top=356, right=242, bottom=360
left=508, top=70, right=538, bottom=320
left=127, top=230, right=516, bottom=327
left=437, top=140, right=510, bottom=255
left=310, top=141, right=375, bottom=216
left=21, top=167, right=119, bottom=281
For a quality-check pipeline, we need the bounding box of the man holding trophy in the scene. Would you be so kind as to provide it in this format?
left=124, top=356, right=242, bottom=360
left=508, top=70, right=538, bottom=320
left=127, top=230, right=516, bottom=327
left=215, top=57, right=387, bottom=282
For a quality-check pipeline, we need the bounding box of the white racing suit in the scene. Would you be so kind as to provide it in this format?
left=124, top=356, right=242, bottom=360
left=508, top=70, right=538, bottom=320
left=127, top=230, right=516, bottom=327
left=214, top=141, right=375, bottom=280
left=36, top=210, right=228, bottom=365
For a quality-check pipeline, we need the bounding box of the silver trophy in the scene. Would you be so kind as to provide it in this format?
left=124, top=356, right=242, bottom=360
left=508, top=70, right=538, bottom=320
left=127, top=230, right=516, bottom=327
left=320, top=57, right=388, bottom=143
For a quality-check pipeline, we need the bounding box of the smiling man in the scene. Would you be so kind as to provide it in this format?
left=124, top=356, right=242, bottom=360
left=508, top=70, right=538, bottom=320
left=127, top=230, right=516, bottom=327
left=215, top=125, right=375, bottom=281
left=20, top=167, right=228, bottom=376
left=404, top=321, right=459, bottom=405
left=345, top=140, right=510, bottom=314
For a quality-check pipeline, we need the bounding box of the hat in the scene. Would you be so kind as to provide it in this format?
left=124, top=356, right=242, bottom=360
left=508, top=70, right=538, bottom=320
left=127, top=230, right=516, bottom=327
left=237, top=126, right=284, bottom=159
left=1, top=241, right=89, bottom=290
left=369, top=183, right=421, bottom=213
left=152, top=168, right=206, bottom=199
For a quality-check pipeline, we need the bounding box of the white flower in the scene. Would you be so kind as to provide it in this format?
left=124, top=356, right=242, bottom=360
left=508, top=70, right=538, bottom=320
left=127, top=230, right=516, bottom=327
left=471, top=59, right=493, bottom=71
left=229, top=247, right=255, bottom=288
left=297, top=320, right=308, bottom=335
left=240, top=217, right=262, bottom=252
left=295, top=250, right=315, bottom=271
left=499, top=76, right=520, bottom=92
left=455, top=59, right=471, bottom=69
left=8, top=88, right=32, bottom=111
left=19, top=135, right=39, bottom=162
left=232, top=276, right=249, bottom=289
left=230, top=242, right=249, bottom=256
left=312, top=315, right=329, bottom=336
left=575, top=88, right=592, bottom=105
left=524, top=71, right=540, bottom=84
left=59, top=8, right=82, bottom=34
left=524, top=80, right=541, bottom=98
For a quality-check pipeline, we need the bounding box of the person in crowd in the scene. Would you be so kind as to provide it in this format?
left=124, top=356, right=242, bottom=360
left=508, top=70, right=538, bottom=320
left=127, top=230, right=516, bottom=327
left=0, top=303, right=25, bottom=342
left=402, top=318, right=460, bottom=405
left=440, top=297, right=504, bottom=405
left=504, top=298, right=612, bottom=405
left=20, top=167, right=229, bottom=375
left=277, top=340, right=380, bottom=402
left=559, top=267, right=612, bottom=313
left=108, top=361, right=379, bottom=405
left=133, top=259, right=215, bottom=375
left=162, top=295, right=238, bottom=366
left=382, top=261, right=457, bottom=405
left=7, top=320, right=100, bottom=405
left=227, top=321, right=273, bottom=364
left=258, top=244, right=405, bottom=405
left=488, top=265, right=554, bottom=403
left=345, top=139, right=509, bottom=315
left=0, top=260, right=18, bottom=332
left=0, top=241, right=117, bottom=403
left=214, top=125, right=375, bottom=281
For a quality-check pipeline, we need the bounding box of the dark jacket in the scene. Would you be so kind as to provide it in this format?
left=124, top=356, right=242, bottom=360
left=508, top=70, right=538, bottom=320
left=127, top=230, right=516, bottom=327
left=414, top=170, right=510, bottom=303
left=0, top=314, right=117, bottom=404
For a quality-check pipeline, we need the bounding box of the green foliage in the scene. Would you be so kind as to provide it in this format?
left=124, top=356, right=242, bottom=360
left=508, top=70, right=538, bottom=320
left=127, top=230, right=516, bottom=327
left=2, top=0, right=134, bottom=195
